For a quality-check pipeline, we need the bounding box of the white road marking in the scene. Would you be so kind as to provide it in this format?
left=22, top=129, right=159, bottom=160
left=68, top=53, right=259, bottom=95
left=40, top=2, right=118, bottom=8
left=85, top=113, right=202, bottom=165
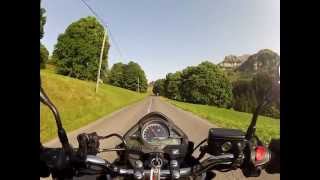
left=147, top=97, right=153, bottom=114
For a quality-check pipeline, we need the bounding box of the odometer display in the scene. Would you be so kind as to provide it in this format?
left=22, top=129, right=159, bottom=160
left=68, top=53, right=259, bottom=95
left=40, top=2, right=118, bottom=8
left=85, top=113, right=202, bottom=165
left=142, top=123, right=169, bottom=143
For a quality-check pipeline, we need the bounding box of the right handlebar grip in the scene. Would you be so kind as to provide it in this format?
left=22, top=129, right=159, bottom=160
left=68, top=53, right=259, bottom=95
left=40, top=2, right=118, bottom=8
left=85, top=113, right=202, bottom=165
left=265, top=139, right=280, bottom=174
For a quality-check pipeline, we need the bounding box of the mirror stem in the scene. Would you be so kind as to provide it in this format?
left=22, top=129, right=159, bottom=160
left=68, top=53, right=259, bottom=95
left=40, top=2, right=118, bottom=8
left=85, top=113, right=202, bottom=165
left=40, top=87, right=72, bottom=153
left=245, top=103, right=263, bottom=140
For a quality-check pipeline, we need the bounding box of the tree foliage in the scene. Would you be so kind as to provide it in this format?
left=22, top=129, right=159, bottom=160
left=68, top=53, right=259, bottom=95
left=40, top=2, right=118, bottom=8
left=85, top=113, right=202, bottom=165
left=40, top=0, right=47, bottom=68
left=109, top=63, right=126, bottom=87
left=52, top=16, right=110, bottom=81
left=232, top=80, right=257, bottom=113
left=109, top=61, right=148, bottom=93
left=152, top=79, right=165, bottom=96
left=179, top=61, right=233, bottom=107
left=157, top=61, right=233, bottom=108
left=164, top=72, right=182, bottom=100
left=40, top=0, right=46, bottom=40
left=40, top=43, right=49, bottom=69
left=252, top=72, right=280, bottom=118
left=232, top=72, right=280, bottom=118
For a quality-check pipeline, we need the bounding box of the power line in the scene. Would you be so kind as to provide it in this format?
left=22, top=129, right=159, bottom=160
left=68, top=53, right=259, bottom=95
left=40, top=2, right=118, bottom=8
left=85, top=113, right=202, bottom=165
left=79, top=0, right=124, bottom=60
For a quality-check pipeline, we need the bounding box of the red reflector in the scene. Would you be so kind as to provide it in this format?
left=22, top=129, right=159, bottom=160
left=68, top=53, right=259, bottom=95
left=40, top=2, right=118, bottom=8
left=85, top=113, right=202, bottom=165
left=255, top=146, right=267, bottom=161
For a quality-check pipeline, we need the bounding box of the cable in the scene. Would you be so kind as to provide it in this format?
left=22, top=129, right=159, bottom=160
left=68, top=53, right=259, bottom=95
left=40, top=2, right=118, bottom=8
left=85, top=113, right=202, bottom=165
left=192, top=138, right=207, bottom=154
left=79, top=0, right=124, bottom=60
left=98, top=133, right=127, bottom=146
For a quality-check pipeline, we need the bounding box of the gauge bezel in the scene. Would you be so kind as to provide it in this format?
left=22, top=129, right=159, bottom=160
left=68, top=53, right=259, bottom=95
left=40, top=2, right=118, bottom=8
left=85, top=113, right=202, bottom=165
left=140, top=119, right=171, bottom=144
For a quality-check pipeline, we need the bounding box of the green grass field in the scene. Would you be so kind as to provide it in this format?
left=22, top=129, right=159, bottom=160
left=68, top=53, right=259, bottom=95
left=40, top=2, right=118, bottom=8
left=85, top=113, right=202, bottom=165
left=40, top=69, right=148, bottom=142
left=167, top=99, right=280, bottom=144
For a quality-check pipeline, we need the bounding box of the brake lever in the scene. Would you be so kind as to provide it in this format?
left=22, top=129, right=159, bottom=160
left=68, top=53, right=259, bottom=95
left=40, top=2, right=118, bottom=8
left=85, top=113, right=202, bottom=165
left=192, top=154, right=234, bottom=176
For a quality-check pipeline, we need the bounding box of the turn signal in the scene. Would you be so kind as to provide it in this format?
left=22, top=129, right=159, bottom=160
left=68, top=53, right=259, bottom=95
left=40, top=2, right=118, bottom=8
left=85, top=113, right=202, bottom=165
left=255, top=146, right=267, bottom=161
left=254, top=146, right=270, bottom=166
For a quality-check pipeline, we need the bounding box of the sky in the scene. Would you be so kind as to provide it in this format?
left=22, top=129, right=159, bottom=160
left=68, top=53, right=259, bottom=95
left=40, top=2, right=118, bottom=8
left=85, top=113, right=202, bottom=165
left=41, top=0, right=280, bottom=82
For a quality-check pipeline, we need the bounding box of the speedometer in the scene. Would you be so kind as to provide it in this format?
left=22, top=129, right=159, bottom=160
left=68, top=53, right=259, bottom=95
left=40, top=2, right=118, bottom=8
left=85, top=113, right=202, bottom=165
left=142, top=122, right=169, bottom=143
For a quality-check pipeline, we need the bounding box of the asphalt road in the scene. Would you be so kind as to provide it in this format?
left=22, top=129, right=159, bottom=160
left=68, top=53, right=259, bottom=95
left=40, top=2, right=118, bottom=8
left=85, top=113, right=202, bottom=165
left=43, top=96, right=279, bottom=180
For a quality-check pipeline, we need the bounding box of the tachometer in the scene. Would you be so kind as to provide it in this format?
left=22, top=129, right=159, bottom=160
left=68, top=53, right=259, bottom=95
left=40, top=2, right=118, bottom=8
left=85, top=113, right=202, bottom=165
left=142, top=123, right=169, bottom=143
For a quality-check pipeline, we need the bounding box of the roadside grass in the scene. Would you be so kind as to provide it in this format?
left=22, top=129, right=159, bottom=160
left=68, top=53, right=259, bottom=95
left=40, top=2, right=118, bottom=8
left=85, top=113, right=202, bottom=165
left=166, top=99, right=280, bottom=144
left=41, top=69, right=148, bottom=142
left=44, top=64, right=57, bottom=73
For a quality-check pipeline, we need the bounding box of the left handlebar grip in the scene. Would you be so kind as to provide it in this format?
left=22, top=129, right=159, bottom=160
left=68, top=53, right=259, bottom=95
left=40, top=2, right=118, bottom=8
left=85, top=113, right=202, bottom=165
left=40, top=147, right=78, bottom=179
left=40, top=144, right=51, bottom=177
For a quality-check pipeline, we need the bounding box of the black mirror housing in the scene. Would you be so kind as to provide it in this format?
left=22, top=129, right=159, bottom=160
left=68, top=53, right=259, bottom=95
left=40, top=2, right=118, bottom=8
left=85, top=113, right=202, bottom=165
left=207, top=128, right=246, bottom=156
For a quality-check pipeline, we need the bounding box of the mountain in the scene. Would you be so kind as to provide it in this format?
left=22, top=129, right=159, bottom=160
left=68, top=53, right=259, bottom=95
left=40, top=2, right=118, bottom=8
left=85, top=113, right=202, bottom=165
left=238, top=54, right=251, bottom=62
left=218, top=54, right=250, bottom=69
left=236, top=49, right=280, bottom=74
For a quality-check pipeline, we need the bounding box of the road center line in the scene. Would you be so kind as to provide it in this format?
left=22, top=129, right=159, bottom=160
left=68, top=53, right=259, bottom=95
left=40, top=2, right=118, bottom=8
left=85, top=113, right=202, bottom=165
left=147, top=97, right=153, bottom=113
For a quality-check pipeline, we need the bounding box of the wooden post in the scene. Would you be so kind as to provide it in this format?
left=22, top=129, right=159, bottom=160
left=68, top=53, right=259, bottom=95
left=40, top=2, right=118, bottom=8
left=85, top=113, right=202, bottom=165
left=137, top=76, right=140, bottom=93
left=95, top=29, right=107, bottom=93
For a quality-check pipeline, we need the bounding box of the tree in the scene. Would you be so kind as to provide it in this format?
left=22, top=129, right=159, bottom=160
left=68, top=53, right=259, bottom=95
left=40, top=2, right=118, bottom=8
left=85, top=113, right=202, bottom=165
left=52, top=16, right=110, bottom=81
left=40, top=0, right=47, bottom=68
left=232, top=72, right=280, bottom=118
left=179, top=61, right=233, bottom=107
left=246, top=71, right=280, bottom=139
left=152, top=79, right=165, bottom=96
left=108, top=61, right=148, bottom=93
left=123, top=62, right=148, bottom=92
left=40, top=43, right=49, bottom=69
left=109, top=62, right=126, bottom=87
left=164, top=72, right=182, bottom=100
left=40, top=0, right=46, bottom=40
left=251, top=72, right=280, bottom=116
left=251, top=72, right=279, bottom=106
left=232, top=80, right=257, bottom=113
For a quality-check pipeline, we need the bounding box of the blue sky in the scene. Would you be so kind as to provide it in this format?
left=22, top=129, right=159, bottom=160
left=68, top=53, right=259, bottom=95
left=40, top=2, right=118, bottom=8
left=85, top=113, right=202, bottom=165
left=41, top=0, right=280, bottom=82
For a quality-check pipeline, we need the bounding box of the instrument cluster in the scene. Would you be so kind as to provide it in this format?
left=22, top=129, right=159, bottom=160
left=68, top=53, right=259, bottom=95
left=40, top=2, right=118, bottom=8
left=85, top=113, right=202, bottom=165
left=141, top=119, right=181, bottom=146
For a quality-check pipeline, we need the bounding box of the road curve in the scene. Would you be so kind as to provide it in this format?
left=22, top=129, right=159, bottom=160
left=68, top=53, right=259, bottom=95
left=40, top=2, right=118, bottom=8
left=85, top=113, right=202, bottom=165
left=43, top=96, right=279, bottom=180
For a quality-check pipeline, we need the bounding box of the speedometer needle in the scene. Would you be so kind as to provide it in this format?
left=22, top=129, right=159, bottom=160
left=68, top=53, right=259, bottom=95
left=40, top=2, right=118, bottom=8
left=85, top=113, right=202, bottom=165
left=150, top=127, right=157, bottom=136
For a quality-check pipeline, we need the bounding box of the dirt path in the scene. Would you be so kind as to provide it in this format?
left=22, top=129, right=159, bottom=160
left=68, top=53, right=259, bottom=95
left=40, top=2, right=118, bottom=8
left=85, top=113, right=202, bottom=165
left=43, top=96, right=279, bottom=180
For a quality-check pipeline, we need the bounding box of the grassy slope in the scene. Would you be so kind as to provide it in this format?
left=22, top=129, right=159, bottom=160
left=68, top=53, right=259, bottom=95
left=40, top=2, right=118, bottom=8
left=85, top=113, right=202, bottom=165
left=167, top=99, right=280, bottom=144
left=40, top=69, right=148, bottom=142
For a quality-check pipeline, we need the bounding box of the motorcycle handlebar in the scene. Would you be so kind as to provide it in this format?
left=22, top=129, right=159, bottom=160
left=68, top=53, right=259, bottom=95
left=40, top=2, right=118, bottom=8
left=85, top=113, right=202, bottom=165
left=115, top=168, right=192, bottom=177
left=41, top=142, right=278, bottom=178
left=85, top=154, right=234, bottom=178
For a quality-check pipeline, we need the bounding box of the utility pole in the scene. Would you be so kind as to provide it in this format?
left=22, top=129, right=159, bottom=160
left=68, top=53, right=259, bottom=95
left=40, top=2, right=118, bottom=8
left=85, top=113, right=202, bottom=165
left=95, top=29, right=107, bottom=93
left=137, top=76, right=140, bottom=93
